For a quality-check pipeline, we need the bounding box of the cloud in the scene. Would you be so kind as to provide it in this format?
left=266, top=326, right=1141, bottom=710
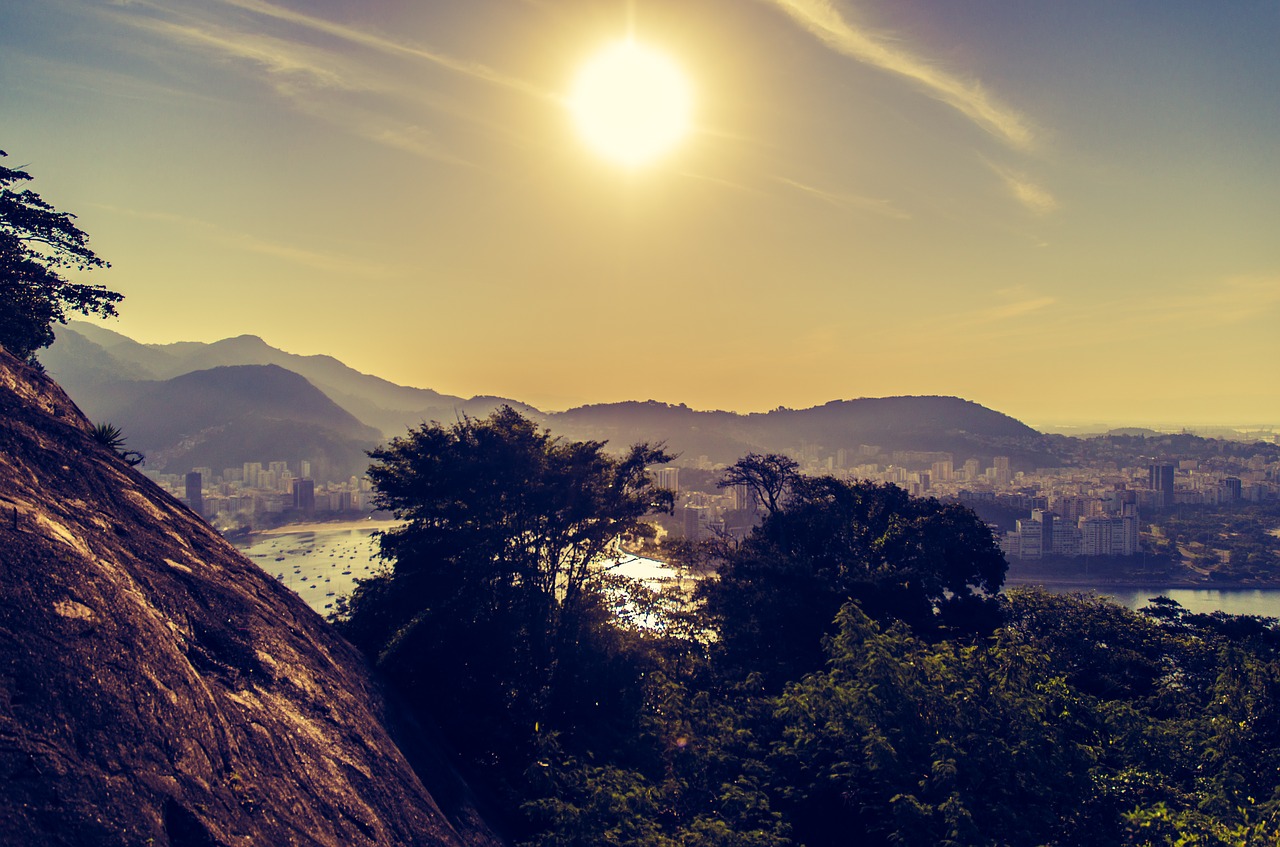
left=772, top=175, right=911, bottom=219
left=1142, top=274, right=1280, bottom=327
left=989, top=164, right=1059, bottom=215
left=362, top=125, right=477, bottom=168
left=985, top=295, right=1057, bottom=321
left=760, top=0, right=1035, bottom=151
left=94, top=205, right=397, bottom=277
left=217, top=0, right=553, bottom=101
left=123, top=16, right=360, bottom=93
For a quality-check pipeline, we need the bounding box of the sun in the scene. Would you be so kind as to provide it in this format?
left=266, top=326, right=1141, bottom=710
left=569, top=39, right=693, bottom=168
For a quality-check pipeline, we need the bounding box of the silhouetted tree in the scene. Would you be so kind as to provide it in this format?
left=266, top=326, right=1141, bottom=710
left=717, top=452, right=799, bottom=516
left=336, top=407, right=673, bottom=790
left=699, top=477, right=1007, bottom=685
left=1, top=150, right=119, bottom=361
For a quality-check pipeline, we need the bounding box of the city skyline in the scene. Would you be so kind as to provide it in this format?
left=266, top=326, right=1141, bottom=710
left=4, top=0, right=1278, bottom=425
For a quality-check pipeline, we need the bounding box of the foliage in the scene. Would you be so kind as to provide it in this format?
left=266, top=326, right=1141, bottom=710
left=698, top=477, right=1007, bottom=686
left=335, top=407, right=673, bottom=799
left=771, top=603, right=1106, bottom=846
left=90, top=421, right=145, bottom=466
left=336, top=431, right=1280, bottom=846
left=0, top=150, right=120, bottom=361
left=717, top=453, right=799, bottom=516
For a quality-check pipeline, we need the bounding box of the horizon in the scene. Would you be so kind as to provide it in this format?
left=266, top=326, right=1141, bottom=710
left=59, top=320, right=1278, bottom=433
left=6, top=1, right=1279, bottom=424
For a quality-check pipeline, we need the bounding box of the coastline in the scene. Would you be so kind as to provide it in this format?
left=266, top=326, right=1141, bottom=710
left=1005, top=574, right=1280, bottom=592
left=240, top=518, right=402, bottom=539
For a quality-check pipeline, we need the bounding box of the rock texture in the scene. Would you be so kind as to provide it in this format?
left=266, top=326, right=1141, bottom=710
left=0, top=349, right=502, bottom=846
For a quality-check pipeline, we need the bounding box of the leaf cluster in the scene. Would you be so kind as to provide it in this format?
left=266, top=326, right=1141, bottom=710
left=1, top=150, right=120, bottom=360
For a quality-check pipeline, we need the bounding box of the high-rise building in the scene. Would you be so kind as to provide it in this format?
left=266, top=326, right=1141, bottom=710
left=1221, top=477, right=1242, bottom=503
left=1121, top=503, right=1140, bottom=555
left=1014, top=510, right=1053, bottom=559
left=1148, top=464, right=1175, bottom=506
left=184, top=471, right=204, bottom=517
left=681, top=504, right=707, bottom=540
left=993, top=456, right=1012, bottom=485
left=654, top=466, right=680, bottom=494
left=292, top=478, right=316, bottom=513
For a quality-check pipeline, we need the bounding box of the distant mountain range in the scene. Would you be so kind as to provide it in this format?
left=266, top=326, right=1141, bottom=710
left=45, top=322, right=1060, bottom=477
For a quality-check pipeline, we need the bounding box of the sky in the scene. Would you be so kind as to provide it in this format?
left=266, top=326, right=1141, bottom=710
left=3, top=0, right=1278, bottom=427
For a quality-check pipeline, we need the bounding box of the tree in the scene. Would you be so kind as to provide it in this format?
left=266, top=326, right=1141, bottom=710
left=1, top=150, right=120, bottom=361
left=699, top=477, right=1007, bottom=685
left=335, top=407, right=674, bottom=789
left=717, top=453, right=799, bottom=516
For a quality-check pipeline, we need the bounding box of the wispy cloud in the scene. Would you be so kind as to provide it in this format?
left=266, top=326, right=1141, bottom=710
left=94, top=205, right=398, bottom=278
left=760, top=0, right=1035, bottom=151
left=109, top=0, right=552, bottom=164
left=677, top=171, right=766, bottom=196
left=1140, top=274, right=1280, bottom=328
left=989, top=163, right=1059, bottom=215
left=124, top=16, right=361, bottom=93
left=217, top=0, right=554, bottom=101
left=362, top=125, right=477, bottom=168
left=984, top=295, right=1057, bottom=321
left=772, top=175, right=911, bottom=219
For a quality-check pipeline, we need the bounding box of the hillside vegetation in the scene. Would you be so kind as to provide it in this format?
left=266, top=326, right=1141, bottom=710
left=338, top=409, right=1280, bottom=846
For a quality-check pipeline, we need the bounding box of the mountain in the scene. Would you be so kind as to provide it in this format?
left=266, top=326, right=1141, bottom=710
left=46, top=324, right=1059, bottom=471
left=548, top=396, right=1057, bottom=469
left=47, top=323, right=535, bottom=438
left=0, top=348, right=502, bottom=846
left=91, top=364, right=382, bottom=478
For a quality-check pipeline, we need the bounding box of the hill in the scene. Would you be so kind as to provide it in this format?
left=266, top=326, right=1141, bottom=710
left=47, top=323, right=534, bottom=438
left=47, top=324, right=1060, bottom=471
left=0, top=348, right=502, bottom=845
left=91, top=364, right=382, bottom=479
left=548, top=396, right=1056, bottom=469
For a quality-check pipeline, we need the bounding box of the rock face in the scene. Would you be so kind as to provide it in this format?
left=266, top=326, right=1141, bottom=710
left=0, top=349, right=502, bottom=846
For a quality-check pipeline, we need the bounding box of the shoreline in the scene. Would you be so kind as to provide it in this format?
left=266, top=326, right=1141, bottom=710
left=236, top=518, right=402, bottom=539
left=1005, top=575, right=1280, bottom=592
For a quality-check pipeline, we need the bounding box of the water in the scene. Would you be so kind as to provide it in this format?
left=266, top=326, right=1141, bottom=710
left=234, top=525, right=1280, bottom=621
left=232, top=523, right=677, bottom=615
left=1088, top=587, right=1280, bottom=619
left=232, top=520, right=392, bottom=614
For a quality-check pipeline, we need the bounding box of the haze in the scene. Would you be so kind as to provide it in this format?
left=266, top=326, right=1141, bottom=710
left=3, top=0, right=1277, bottom=426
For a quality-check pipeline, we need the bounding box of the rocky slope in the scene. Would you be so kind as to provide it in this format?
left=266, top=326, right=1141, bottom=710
left=0, top=349, right=502, bottom=846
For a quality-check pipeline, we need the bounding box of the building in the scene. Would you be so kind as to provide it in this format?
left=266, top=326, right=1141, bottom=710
left=654, top=466, right=680, bottom=494
left=1148, top=464, right=1175, bottom=507
left=292, top=478, right=316, bottom=513
left=184, top=471, right=203, bottom=517
left=681, top=504, right=708, bottom=540
left=1013, top=509, right=1054, bottom=559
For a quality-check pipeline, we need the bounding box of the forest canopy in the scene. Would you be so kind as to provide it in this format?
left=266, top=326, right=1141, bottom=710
left=338, top=422, right=1280, bottom=846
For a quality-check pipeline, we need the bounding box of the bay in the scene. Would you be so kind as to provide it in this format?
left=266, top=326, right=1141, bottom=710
left=233, top=524, right=1280, bottom=621
left=232, top=520, right=393, bottom=614
left=1086, top=587, right=1280, bottom=619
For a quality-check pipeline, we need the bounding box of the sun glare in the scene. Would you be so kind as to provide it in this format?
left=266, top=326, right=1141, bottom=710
left=569, top=39, right=693, bottom=168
